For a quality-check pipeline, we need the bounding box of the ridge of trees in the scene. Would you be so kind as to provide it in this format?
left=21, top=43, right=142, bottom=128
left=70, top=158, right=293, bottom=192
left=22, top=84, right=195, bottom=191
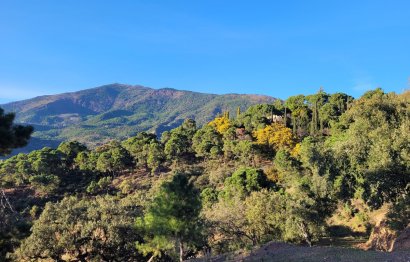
left=0, top=88, right=408, bottom=261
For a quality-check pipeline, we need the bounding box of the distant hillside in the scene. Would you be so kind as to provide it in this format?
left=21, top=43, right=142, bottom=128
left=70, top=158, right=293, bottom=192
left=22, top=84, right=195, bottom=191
left=2, top=84, right=276, bottom=153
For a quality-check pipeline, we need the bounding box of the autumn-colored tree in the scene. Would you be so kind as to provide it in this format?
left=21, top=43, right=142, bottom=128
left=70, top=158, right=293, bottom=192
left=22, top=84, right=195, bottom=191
left=208, top=116, right=232, bottom=134
left=253, top=123, right=296, bottom=151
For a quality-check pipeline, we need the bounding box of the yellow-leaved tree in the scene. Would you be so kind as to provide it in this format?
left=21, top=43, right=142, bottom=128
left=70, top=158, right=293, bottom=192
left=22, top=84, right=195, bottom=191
left=208, top=115, right=232, bottom=135
left=253, top=123, right=296, bottom=151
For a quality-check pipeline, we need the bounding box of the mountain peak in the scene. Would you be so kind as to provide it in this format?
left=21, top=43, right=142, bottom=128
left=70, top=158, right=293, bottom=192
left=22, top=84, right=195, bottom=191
left=2, top=84, right=276, bottom=154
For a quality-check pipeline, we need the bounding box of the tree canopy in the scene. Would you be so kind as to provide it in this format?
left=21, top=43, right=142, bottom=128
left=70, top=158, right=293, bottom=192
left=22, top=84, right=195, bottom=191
left=0, top=89, right=409, bottom=261
left=135, top=173, right=204, bottom=261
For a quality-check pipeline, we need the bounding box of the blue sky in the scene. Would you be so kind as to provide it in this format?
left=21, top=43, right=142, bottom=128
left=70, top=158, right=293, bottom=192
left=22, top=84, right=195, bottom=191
left=0, top=0, right=409, bottom=103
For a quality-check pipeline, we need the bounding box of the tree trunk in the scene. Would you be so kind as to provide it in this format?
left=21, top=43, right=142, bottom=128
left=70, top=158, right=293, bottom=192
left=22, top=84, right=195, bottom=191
left=298, top=222, right=312, bottom=247
left=147, top=254, right=155, bottom=262
left=271, top=108, right=274, bottom=122
left=179, top=239, right=184, bottom=262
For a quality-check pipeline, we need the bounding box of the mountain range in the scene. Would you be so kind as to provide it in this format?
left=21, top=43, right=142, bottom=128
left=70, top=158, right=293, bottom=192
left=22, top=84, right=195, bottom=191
left=1, top=84, right=276, bottom=153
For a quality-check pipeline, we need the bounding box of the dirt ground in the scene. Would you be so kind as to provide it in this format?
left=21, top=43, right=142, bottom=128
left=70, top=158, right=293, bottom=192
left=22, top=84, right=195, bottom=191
left=193, top=242, right=410, bottom=262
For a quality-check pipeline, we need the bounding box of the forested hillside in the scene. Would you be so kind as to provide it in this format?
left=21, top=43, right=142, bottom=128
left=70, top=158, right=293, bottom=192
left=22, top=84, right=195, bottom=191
left=0, top=88, right=409, bottom=261
left=1, top=84, right=276, bottom=153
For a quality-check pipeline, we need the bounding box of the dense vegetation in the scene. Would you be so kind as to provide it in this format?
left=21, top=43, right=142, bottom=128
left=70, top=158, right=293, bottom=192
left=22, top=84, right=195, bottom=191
left=0, top=88, right=409, bottom=261
left=1, top=84, right=275, bottom=154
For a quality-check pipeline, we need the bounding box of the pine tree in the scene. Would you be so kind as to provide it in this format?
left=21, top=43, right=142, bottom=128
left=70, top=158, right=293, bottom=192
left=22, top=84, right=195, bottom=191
left=0, top=108, right=33, bottom=156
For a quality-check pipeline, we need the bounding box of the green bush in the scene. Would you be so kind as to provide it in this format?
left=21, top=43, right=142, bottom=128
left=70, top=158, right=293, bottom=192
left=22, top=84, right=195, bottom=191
left=29, top=174, right=60, bottom=194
